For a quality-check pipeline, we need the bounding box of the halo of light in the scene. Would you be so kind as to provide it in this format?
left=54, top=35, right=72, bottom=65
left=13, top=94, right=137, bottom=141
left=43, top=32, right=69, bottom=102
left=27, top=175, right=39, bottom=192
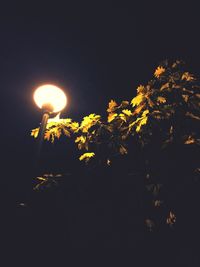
left=34, top=84, right=67, bottom=113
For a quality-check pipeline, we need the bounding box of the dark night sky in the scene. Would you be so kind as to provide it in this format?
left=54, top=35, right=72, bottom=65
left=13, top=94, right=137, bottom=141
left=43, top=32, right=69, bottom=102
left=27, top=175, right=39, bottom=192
left=1, top=1, right=200, bottom=258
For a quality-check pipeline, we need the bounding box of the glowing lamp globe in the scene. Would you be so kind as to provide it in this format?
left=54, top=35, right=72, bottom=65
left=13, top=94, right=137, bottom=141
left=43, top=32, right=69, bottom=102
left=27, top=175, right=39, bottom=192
left=34, top=84, right=67, bottom=113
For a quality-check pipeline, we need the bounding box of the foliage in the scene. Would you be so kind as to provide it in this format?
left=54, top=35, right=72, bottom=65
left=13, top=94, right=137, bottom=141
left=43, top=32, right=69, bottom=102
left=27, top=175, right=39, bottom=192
left=31, top=60, right=200, bottom=229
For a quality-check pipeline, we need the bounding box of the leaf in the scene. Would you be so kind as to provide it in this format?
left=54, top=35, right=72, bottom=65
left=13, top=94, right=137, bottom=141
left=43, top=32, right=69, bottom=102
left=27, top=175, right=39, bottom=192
left=133, top=103, right=145, bottom=115
left=157, top=96, right=166, bottom=104
left=31, top=128, right=39, bottom=138
left=122, top=109, right=132, bottom=116
left=137, top=85, right=145, bottom=94
left=119, top=113, right=126, bottom=122
left=154, top=66, right=165, bottom=78
left=119, top=145, right=128, bottom=155
left=108, top=113, right=118, bottom=122
left=107, top=99, right=118, bottom=113
left=160, top=83, right=169, bottom=91
left=184, top=135, right=195, bottom=145
left=75, top=135, right=87, bottom=150
left=131, top=94, right=144, bottom=107
left=166, top=211, right=176, bottom=226
left=181, top=72, right=195, bottom=81
left=79, top=152, right=95, bottom=163
left=154, top=200, right=163, bottom=207
left=107, top=159, right=111, bottom=166
left=136, top=116, right=148, bottom=132
left=182, top=94, right=189, bottom=102
left=80, top=114, right=101, bottom=133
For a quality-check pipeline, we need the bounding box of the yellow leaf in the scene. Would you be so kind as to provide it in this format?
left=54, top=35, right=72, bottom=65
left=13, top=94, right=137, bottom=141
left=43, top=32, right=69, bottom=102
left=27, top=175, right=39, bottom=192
left=136, top=116, right=148, bottom=132
left=44, top=131, right=51, bottom=141
left=31, top=128, right=39, bottom=138
left=133, top=104, right=145, bottom=115
left=119, top=113, right=126, bottom=122
left=80, top=114, right=101, bottom=133
left=108, top=113, right=118, bottom=122
left=107, top=99, right=118, bottom=113
left=137, top=85, right=145, bottom=94
left=181, top=72, right=195, bottom=81
left=154, top=66, right=165, bottom=78
left=79, top=152, right=95, bottom=162
left=122, top=109, right=132, bottom=116
left=157, top=96, right=166, bottom=104
left=131, top=94, right=144, bottom=107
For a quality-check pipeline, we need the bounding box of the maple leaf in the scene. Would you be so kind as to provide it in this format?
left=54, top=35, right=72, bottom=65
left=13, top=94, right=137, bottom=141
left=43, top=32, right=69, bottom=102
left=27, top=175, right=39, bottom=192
left=107, top=99, right=118, bottom=113
left=79, top=152, right=95, bottom=162
left=157, top=96, right=166, bottom=104
left=108, top=113, right=118, bottom=122
left=154, top=66, right=165, bottom=78
left=31, top=128, right=39, bottom=138
left=181, top=72, right=195, bottom=81
left=80, top=114, right=101, bottom=133
left=131, top=94, right=144, bottom=107
left=122, top=109, right=132, bottom=116
left=137, top=85, right=145, bottom=94
left=133, top=103, right=145, bottom=115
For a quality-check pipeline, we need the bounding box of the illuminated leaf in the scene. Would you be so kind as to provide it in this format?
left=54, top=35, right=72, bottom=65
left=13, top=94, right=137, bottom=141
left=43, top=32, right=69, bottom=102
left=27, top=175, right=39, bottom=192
left=137, top=85, right=145, bottom=94
left=131, top=94, right=144, bottom=107
left=122, top=109, right=132, bottom=116
left=157, top=96, right=166, bottom=104
left=181, top=72, right=195, bottom=81
left=184, top=135, right=195, bottom=145
left=80, top=114, right=101, bottom=133
left=108, top=113, right=118, bottom=122
left=31, top=128, right=39, bottom=138
left=119, top=113, right=126, bottom=122
left=107, top=159, right=111, bottom=166
left=107, top=99, right=118, bottom=113
left=154, top=66, right=165, bottom=78
left=133, top=103, right=145, bottom=115
left=79, top=152, right=95, bottom=162
left=75, top=135, right=87, bottom=150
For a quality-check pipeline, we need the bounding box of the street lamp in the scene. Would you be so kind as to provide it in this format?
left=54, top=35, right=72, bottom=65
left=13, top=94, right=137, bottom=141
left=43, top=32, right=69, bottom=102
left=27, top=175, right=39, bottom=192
left=34, top=84, right=67, bottom=155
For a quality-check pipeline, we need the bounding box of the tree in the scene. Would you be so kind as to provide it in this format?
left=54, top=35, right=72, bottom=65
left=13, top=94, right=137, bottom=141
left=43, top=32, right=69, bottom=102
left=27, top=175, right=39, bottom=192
left=31, top=60, right=200, bottom=229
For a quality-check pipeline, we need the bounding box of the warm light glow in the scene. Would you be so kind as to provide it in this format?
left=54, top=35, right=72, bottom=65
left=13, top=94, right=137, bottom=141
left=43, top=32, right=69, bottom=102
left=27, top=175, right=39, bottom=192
left=34, top=84, right=67, bottom=113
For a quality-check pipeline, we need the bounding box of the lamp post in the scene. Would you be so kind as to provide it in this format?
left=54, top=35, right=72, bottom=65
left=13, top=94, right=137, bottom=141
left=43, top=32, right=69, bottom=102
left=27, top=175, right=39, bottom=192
left=33, top=84, right=67, bottom=156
